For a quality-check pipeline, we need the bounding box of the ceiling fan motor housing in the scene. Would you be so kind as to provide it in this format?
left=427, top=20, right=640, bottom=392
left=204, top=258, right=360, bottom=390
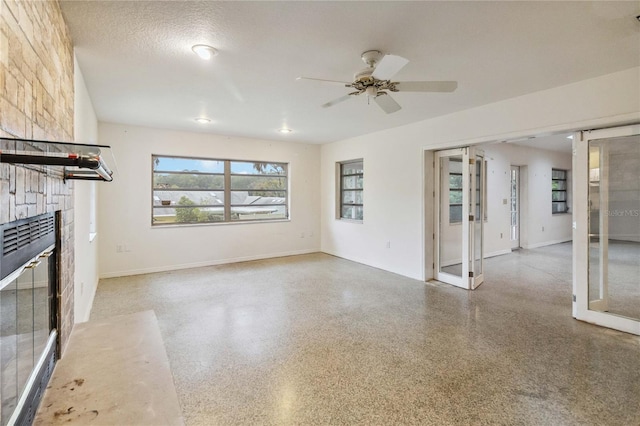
left=361, top=50, right=383, bottom=67
left=354, top=67, right=374, bottom=82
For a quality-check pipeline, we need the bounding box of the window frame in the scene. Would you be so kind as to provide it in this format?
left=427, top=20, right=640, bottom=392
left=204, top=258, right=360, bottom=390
left=152, top=155, right=289, bottom=226
left=448, top=159, right=487, bottom=224
left=552, top=168, right=569, bottom=214
left=338, top=159, right=364, bottom=222
left=449, top=169, right=463, bottom=224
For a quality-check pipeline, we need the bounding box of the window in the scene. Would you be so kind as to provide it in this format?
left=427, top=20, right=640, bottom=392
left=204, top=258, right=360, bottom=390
left=449, top=162, right=463, bottom=223
left=552, top=169, right=569, bottom=214
left=339, top=160, right=363, bottom=221
left=152, top=155, right=288, bottom=225
left=448, top=159, right=486, bottom=224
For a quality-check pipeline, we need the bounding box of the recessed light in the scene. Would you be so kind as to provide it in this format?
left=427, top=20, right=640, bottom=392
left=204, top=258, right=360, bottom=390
left=279, top=128, right=293, bottom=134
left=195, top=117, right=211, bottom=124
left=192, top=44, right=218, bottom=60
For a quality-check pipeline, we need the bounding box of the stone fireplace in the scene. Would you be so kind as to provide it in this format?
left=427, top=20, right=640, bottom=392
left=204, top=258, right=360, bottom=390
left=1, top=7, right=78, bottom=426
left=0, top=0, right=76, bottom=359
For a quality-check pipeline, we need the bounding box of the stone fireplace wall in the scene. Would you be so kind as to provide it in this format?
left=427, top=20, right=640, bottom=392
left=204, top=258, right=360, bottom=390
left=1, top=0, right=75, bottom=352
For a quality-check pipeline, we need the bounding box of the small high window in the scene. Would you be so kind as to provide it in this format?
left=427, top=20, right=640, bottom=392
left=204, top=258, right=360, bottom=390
left=552, top=168, right=569, bottom=214
left=448, top=158, right=486, bottom=224
left=339, top=160, right=363, bottom=221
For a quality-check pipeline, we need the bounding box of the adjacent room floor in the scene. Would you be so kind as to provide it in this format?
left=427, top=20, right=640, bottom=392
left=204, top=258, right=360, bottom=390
left=91, top=243, right=640, bottom=425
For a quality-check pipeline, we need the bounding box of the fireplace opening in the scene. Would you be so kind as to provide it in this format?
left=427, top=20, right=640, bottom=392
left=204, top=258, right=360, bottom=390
left=0, top=212, right=59, bottom=426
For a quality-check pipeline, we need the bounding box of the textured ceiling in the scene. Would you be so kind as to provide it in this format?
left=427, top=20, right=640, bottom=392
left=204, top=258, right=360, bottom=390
left=60, top=1, right=640, bottom=144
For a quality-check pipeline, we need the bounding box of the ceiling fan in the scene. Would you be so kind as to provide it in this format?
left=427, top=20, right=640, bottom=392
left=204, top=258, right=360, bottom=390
left=297, top=50, right=457, bottom=114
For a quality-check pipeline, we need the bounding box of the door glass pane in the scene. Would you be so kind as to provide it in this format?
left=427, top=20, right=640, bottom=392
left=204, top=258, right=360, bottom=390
left=474, top=155, right=483, bottom=277
left=588, top=135, right=640, bottom=320
left=439, top=155, right=463, bottom=277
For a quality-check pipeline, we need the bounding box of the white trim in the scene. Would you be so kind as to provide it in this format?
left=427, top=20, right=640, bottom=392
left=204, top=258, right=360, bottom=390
left=522, top=238, right=572, bottom=250
left=99, top=249, right=319, bottom=279
left=419, top=112, right=639, bottom=152
left=577, top=311, right=640, bottom=336
left=485, top=249, right=513, bottom=259
left=76, top=277, right=99, bottom=323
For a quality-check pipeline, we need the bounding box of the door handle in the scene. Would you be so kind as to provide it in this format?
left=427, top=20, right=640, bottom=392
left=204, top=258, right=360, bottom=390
left=24, top=260, right=41, bottom=269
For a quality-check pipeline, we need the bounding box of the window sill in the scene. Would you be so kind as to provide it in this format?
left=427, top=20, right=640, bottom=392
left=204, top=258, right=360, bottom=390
left=151, top=218, right=291, bottom=229
left=338, top=218, right=363, bottom=224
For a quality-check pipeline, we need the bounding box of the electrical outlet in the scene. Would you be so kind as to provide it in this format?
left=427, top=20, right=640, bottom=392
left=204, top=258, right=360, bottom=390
left=385, top=241, right=391, bottom=249
left=500, top=233, right=503, bottom=239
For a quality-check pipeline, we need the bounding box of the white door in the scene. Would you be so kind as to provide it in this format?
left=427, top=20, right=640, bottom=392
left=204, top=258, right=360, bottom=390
left=573, top=124, right=640, bottom=335
left=510, top=166, right=520, bottom=250
left=435, top=147, right=485, bottom=289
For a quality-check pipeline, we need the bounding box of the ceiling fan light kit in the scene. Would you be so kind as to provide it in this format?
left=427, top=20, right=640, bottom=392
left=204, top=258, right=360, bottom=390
left=192, top=44, right=218, bottom=60
left=298, top=49, right=458, bottom=114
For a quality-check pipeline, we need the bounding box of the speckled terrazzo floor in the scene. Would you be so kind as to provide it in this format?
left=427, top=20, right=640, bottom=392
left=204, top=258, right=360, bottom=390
left=91, top=244, right=640, bottom=425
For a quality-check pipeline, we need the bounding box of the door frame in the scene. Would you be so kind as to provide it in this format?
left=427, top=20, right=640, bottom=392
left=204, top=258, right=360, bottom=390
left=510, top=165, right=520, bottom=250
left=573, top=124, right=640, bottom=335
left=434, top=147, right=485, bottom=290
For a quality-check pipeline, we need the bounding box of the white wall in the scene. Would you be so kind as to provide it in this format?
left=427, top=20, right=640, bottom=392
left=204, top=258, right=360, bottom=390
left=321, top=67, right=640, bottom=281
left=73, top=56, right=100, bottom=322
left=481, top=143, right=572, bottom=255
left=98, top=123, right=321, bottom=278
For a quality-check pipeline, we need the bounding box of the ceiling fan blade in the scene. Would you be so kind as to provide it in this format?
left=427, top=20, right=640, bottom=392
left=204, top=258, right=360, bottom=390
left=372, top=54, right=409, bottom=80
left=296, top=76, right=350, bottom=86
left=394, top=81, right=458, bottom=92
left=374, top=92, right=401, bottom=114
left=321, top=94, right=353, bottom=108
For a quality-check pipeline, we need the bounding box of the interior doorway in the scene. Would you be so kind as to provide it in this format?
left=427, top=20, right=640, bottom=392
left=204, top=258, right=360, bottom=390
left=429, top=133, right=573, bottom=295
left=434, top=147, right=485, bottom=290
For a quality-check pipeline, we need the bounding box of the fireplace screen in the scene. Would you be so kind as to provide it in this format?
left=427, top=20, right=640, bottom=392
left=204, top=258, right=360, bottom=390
left=0, top=213, right=58, bottom=425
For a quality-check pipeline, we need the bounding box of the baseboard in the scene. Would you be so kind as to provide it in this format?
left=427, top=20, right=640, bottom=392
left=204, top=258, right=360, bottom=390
left=485, top=249, right=513, bottom=258
left=523, top=238, right=572, bottom=249
left=99, top=248, right=320, bottom=279
left=76, top=277, right=99, bottom=324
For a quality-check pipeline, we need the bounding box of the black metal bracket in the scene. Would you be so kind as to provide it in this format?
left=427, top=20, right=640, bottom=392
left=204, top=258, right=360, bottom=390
left=0, top=137, right=114, bottom=182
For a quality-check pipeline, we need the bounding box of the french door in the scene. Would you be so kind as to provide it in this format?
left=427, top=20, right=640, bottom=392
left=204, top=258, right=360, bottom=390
left=573, top=124, right=640, bottom=335
left=435, top=147, right=485, bottom=289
